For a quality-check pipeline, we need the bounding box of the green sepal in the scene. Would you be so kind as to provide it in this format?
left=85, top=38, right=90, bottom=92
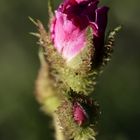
left=57, top=28, right=97, bottom=95
left=59, top=68, right=97, bottom=95
left=55, top=94, right=100, bottom=140
left=48, top=0, right=54, bottom=24
left=33, top=20, right=68, bottom=115
left=100, top=25, right=122, bottom=72
left=35, top=48, right=62, bottom=115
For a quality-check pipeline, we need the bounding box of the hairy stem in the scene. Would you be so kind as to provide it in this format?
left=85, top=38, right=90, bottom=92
left=53, top=114, right=66, bottom=140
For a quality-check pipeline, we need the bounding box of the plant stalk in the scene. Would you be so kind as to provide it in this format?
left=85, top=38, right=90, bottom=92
left=53, top=114, right=66, bottom=140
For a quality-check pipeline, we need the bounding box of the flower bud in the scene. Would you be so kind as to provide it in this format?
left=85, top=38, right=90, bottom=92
left=51, top=0, right=109, bottom=62
left=55, top=94, right=100, bottom=139
left=73, top=102, right=89, bottom=125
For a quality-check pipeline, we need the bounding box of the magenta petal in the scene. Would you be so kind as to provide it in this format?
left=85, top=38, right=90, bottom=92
left=91, top=6, right=109, bottom=50
left=88, top=6, right=109, bottom=66
left=75, top=0, right=89, bottom=3
left=73, top=102, right=88, bottom=125
left=64, top=0, right=89, bottom=5
left=52, top=11, right=86, bottom=61
left=89, top=21, right=98, bottom=36
left=95, top=6, right=109, bottom=36
left=63, top=0, right=77, bottom=8
left=62, top=29, right=86, bottom=61
left=51, top=0, right=109, bottom=61
left=83, top=0, right=99, bottom=21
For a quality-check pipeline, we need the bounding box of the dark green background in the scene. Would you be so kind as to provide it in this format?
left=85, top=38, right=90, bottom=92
left=0, top=0, right=140, bottom=140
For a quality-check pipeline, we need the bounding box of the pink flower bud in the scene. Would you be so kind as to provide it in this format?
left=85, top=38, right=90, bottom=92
left=73, top=102, right=88, bottom=125
left=51, top=0, right=109, bottom=61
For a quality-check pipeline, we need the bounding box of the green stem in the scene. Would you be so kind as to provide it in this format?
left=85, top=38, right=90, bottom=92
left=53, top=114, right=65, bottom=140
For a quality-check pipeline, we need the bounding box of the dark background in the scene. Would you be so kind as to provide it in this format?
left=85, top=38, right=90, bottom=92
left=0, top=0, right=140, bottom=140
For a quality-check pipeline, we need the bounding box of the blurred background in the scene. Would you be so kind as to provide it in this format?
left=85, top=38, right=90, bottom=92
left=0, top=0, right=140, bottom=140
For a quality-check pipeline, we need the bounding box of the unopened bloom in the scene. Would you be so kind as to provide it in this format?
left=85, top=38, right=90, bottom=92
left=73, top=102, right=88, bottom=125
left=51, top=0, right=109, bottom=61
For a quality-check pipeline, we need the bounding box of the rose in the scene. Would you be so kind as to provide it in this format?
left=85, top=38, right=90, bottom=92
left=51, top=0, right=109, bottom=62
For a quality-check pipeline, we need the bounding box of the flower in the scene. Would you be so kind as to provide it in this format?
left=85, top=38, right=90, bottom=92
left=51, top=0, right=109, bottom=61
left=73, top=102, right=88, bottom=125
